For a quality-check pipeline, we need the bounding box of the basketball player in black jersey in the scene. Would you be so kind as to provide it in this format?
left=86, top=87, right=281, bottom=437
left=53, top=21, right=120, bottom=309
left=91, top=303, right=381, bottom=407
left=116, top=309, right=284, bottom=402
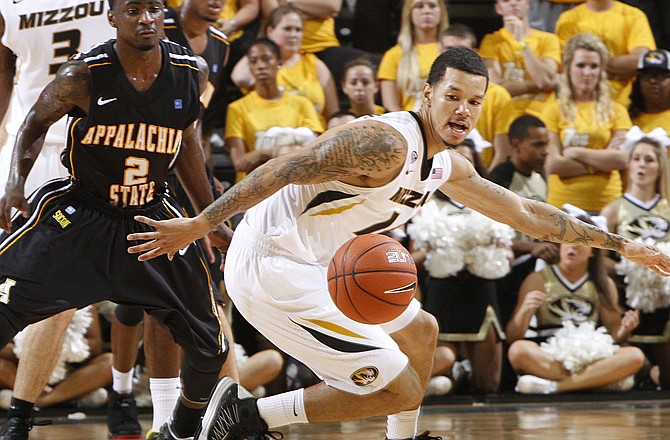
left=0, top=1, right=233, bottom=439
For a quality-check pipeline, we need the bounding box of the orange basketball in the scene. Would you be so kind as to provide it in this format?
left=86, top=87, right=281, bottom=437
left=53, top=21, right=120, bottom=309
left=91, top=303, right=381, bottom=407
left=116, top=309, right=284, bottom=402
left=327, top=234, right=417, bottom=324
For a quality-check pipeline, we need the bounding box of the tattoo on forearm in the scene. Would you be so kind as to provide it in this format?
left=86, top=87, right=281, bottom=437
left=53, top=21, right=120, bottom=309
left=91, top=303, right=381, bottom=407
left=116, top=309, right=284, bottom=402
left=202, top=123, right=406, bottom=226
left=539, top=211, right=624, bottom=252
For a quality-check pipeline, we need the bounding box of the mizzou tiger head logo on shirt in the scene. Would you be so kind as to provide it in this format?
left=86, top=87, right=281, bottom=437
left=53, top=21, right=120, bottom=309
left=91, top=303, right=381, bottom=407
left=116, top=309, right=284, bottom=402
left=351, top=366, right=379, bottom=386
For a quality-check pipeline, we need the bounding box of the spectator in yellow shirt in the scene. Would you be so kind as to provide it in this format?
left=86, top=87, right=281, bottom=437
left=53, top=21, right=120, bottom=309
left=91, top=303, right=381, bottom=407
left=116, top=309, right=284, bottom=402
left=555, top=0, right=656, bottom=105
left=479, top=0, right=561, bottom=120
left=629, top=49, right=670, bottom=134
left=544, top=33, right=632, bottom=212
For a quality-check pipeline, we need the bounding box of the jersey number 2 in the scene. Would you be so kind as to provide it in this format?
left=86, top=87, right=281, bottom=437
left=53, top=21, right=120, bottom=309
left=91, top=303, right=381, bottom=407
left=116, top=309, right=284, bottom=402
left=124, top=157, right=149, bottom=185
left=49, top=30, right=82, bottom=75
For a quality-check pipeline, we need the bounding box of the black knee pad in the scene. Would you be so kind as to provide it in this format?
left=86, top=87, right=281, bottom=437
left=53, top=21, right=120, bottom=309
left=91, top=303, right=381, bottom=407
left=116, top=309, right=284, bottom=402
left=114, top=304, right=144, bottom=327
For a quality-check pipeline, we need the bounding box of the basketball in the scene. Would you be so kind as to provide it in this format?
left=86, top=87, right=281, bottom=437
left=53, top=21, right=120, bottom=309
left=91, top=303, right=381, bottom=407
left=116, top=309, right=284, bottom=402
left=327, top=234, right=418, bottom=324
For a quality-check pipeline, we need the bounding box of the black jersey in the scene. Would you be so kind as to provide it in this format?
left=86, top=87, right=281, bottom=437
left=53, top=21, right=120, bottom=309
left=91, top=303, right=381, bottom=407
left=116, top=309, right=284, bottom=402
left=65, top=39, right=200, bottom=207
left=163, top=8, right=229, bottom=112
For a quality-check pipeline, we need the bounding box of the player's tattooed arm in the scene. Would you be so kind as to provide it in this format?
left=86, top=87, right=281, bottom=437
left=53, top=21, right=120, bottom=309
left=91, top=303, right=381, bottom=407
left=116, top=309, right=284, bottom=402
left=201, top=120, right=406, bottom=227
left=441, top=151, right=670, bottom=275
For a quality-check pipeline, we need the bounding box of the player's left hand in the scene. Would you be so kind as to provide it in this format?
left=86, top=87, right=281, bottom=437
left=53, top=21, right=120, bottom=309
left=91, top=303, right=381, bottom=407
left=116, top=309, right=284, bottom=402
left=128, top=215, right=210, bottom=261
left=622, top=240, right=670, bottom=276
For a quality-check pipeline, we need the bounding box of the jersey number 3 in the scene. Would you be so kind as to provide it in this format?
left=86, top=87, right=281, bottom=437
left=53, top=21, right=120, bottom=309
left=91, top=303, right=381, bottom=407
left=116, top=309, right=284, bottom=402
left=49, top=30, right=81, bottom=75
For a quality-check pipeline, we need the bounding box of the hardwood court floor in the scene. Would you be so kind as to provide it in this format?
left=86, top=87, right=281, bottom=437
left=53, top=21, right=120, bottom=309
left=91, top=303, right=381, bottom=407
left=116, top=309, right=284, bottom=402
left=20, top=397, right=670, bottom=440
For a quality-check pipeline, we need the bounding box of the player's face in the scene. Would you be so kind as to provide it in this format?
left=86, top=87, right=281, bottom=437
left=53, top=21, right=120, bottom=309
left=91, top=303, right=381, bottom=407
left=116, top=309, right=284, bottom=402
left=495, top=0, right=529, bottom=18
left=629, top=141, right=661, bottom=189
left=110, top=0, right=164, bottom=51
left=267, top=13, right=303, bottom=55
left=247, top=44, right=280, bottom=83
left=342, top=66, right=378, bottom=104
left=516, top=126, right=549, bottom=171
left=569, top=49, right=601, bottom=98
left=424, top=67, right=486, bottom=147
left=188, top=0, right=223, bottom=23
left=411, top=0, right=442, bottom=31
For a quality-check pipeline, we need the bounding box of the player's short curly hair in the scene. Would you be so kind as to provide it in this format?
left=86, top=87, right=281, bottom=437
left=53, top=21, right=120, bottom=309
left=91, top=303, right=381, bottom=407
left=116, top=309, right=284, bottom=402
left=427, top=47, right=488, bottom=89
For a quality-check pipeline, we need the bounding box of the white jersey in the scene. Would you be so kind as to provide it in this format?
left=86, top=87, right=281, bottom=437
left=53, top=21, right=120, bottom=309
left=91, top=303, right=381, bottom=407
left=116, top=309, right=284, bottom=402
left=244, top=111, right=452, bottom=265
left=0, top=0, right=113, bottom=143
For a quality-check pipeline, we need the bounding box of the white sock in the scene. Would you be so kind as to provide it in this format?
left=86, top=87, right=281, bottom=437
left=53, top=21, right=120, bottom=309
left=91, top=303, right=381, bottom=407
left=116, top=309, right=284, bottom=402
left=257, top=389, right=308, bottom=429
left=150, top=377, right=181, bottom=431
left=386, top=408, right=419, bottom=440
left=112, top=367, right=134, bottom=395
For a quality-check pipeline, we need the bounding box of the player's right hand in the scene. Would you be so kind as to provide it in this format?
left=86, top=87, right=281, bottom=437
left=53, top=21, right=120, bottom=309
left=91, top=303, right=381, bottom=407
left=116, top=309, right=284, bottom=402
left=0, top=186, right=29, bottom=233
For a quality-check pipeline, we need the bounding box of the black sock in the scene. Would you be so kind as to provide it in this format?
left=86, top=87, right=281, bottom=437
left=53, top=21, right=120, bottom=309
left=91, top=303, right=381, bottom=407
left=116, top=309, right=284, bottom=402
left=170, top=400, right=205, bottom=438
left=8, top=397, right=34, bottom=419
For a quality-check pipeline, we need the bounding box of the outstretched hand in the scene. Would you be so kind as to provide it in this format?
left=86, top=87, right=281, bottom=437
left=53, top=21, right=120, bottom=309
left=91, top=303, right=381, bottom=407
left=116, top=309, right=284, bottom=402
left=127, top=215, right=210, bottom=261
left=622, top=240, right=670, bottom=276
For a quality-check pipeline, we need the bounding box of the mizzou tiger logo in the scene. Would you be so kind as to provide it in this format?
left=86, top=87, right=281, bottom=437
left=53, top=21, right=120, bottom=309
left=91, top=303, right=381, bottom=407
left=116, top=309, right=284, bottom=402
left=351, top=366, right=379, bottom=386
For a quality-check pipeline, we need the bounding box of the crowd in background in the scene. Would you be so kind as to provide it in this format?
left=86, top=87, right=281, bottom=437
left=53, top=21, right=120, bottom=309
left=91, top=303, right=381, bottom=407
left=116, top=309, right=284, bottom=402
left=3, top=0, right=670, bottom=415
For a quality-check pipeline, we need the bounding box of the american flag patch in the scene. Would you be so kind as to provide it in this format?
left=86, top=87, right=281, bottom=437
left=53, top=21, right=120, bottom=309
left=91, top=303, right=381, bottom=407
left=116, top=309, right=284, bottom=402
left=430, top=168, right=443, bottom=179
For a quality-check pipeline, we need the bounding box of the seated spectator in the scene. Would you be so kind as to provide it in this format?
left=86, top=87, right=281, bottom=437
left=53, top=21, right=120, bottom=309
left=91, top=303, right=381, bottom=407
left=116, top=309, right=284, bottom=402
left=231, top=5, right=339, bottom=129
left=260, top=0, right=374, bottom=86
left=440, top=24, right=514, bottom=170
left=378, top=0, right=448, bottom=111
left=629, top=49, right=670, bottom=134
left=506, top=234, right=644, bottom=394
left=544, top=33, right=632, bottom=213
left=326, top=110, right=357, bottom=129
left=489, top=115, right=559, bottom=326
left=0, top=305, right=112, bottom=408
left=341, top=57, right=386, bottom=117
left=601, top=136, right=670, bottom=388
left=480, top=0, right=561, bottom=119
left=226, top=39, right=322, bottom=181
left=408, top=140, right=514, bottom=394
left=555, top=0, right=656, bottom=106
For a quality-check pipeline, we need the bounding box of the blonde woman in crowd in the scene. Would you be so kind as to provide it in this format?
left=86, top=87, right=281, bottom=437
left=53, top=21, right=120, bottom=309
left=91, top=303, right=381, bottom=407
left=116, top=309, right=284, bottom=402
left=544, top=33, right=632, bottom=213
left=601, top=137, right=670, bottom=388
left=378, top=0, right=449, bottom=111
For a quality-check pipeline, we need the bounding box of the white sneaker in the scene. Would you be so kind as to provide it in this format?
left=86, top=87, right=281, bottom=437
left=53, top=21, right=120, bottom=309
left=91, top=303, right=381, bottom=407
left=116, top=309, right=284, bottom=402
left=425, top=376, right=453, bottom=396
left=600, top=375, right=635, bottom=392
left=515, top=375, right=558, bottom=394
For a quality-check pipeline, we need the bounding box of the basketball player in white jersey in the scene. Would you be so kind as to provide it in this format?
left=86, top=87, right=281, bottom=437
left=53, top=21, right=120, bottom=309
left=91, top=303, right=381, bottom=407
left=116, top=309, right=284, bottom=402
left=128, top=47, right=670, bottom=440
left=0, top=2, right=142, bottom=440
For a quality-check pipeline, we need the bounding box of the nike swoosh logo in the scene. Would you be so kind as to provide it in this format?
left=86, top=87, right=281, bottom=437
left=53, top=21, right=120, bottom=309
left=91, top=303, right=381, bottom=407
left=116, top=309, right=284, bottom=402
left=97, top=97, right=117, bottom=106
left=12, top=0, right=25, bottom=4
left=292, top=395, right=298, bottom=417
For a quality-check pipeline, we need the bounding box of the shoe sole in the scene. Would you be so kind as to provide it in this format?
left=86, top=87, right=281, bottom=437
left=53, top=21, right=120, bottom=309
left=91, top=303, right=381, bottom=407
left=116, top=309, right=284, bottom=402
left=195, top=377, right=254, bottom=440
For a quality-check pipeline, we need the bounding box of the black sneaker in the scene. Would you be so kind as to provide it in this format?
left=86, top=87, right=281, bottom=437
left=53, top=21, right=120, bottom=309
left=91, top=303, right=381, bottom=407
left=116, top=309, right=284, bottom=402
left=147, top=423, right=180, bottom=440
left=194, top=377, right=280, bottom=440
left=0, top=411, right=52, bottom=440
left=107, top=391, right=142, bottom=439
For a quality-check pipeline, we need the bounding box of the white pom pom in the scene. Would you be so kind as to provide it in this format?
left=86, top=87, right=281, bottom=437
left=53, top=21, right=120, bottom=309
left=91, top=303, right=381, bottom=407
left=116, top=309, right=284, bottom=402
left=617, top=238, right=670, bottom=312
left=540, top=321, right=619, bottom=373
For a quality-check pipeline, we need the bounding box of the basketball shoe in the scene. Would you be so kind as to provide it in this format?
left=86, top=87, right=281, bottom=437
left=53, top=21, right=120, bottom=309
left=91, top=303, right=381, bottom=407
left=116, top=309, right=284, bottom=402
left=107, top=391, right=142, bottom=439
left=193, top=377, right=281, bottom=440
left=0, top=410, right=51, bottom=440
